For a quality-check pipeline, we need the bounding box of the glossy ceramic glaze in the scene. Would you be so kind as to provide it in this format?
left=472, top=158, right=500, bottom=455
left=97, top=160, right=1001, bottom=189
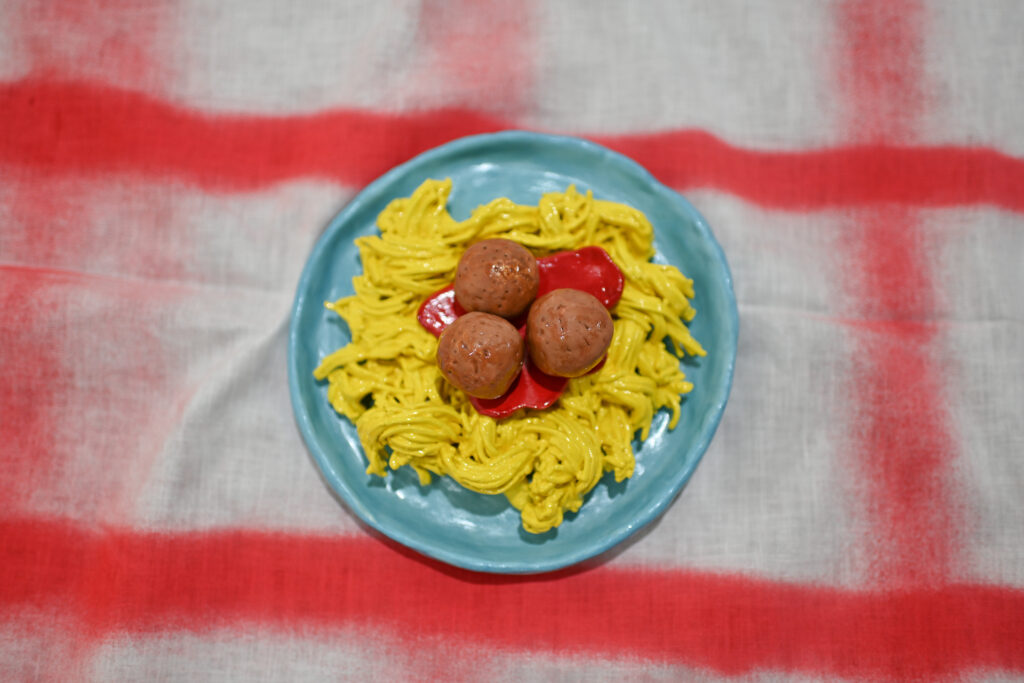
left=288, top=131, right=738, bottom=574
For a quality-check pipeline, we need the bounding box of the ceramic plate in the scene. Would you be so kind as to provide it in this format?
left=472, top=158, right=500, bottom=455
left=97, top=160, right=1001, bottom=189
left=288, top=131, right=737, bottom=574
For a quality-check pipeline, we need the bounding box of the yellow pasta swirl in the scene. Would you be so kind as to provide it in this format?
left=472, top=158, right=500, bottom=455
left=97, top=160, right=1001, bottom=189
left=314, top=179, right=706, bottom=533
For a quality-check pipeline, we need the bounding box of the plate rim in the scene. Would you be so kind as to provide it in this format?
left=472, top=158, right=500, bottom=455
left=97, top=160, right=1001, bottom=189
left=287, top=130, right=738, bottom=574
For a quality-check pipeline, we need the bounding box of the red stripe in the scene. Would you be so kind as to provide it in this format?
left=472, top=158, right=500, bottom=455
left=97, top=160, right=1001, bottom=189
left=835, top=2, right=962, bottom=585
left=837, top=0, right=924, bottom=141
left=0, top=79, right=505, bottom=190
left=0, top=269, right=67, bottom=509
left=2, top=78, right=1023, bottom=211
left=603, top=133, right=1024, bottom=212
left=848, top=314, right=958, bottom=583
left=3, top=518, right=1023, bottom=680
left=0, top=265, right=188, bottom=519
left=416, top=0, right=536, bottom=115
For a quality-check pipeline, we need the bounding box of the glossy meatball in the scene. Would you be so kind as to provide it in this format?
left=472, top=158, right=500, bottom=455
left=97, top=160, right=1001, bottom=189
left=436, top=312, right=524, bottom=399
left=454, top=239, right=539, bottom=318
left=526, top=289, right=614, bottom=378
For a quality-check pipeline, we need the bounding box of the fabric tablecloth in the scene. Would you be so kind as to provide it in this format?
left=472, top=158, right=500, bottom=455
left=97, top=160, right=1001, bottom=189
left=3, top=1, right=1023, bottom=680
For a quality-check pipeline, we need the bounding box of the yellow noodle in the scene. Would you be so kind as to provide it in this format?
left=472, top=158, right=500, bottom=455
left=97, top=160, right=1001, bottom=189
left=313, top=179, right=706, bottom=533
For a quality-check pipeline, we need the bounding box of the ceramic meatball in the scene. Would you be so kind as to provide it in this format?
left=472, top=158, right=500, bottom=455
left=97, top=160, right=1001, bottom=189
left=454, top=239, right=539, bottom=318
left=526, top=289, right=613, bottom=378
left=436, top=312, right=524, bottom=399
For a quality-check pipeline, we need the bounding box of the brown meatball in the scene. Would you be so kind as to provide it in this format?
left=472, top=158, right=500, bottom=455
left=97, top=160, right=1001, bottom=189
left=454, top=239, right=539, bottom=318
left=436, top=312, right=524, bottom=399
left=526, top=289, right=614, bottom=378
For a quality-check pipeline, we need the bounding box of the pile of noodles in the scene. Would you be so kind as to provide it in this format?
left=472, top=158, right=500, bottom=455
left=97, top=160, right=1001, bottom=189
left=314, top=179, right=705, bottom=533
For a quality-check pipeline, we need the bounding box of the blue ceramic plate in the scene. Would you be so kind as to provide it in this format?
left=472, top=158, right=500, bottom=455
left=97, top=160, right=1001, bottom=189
left=288, top=131, right=737, bottom=574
